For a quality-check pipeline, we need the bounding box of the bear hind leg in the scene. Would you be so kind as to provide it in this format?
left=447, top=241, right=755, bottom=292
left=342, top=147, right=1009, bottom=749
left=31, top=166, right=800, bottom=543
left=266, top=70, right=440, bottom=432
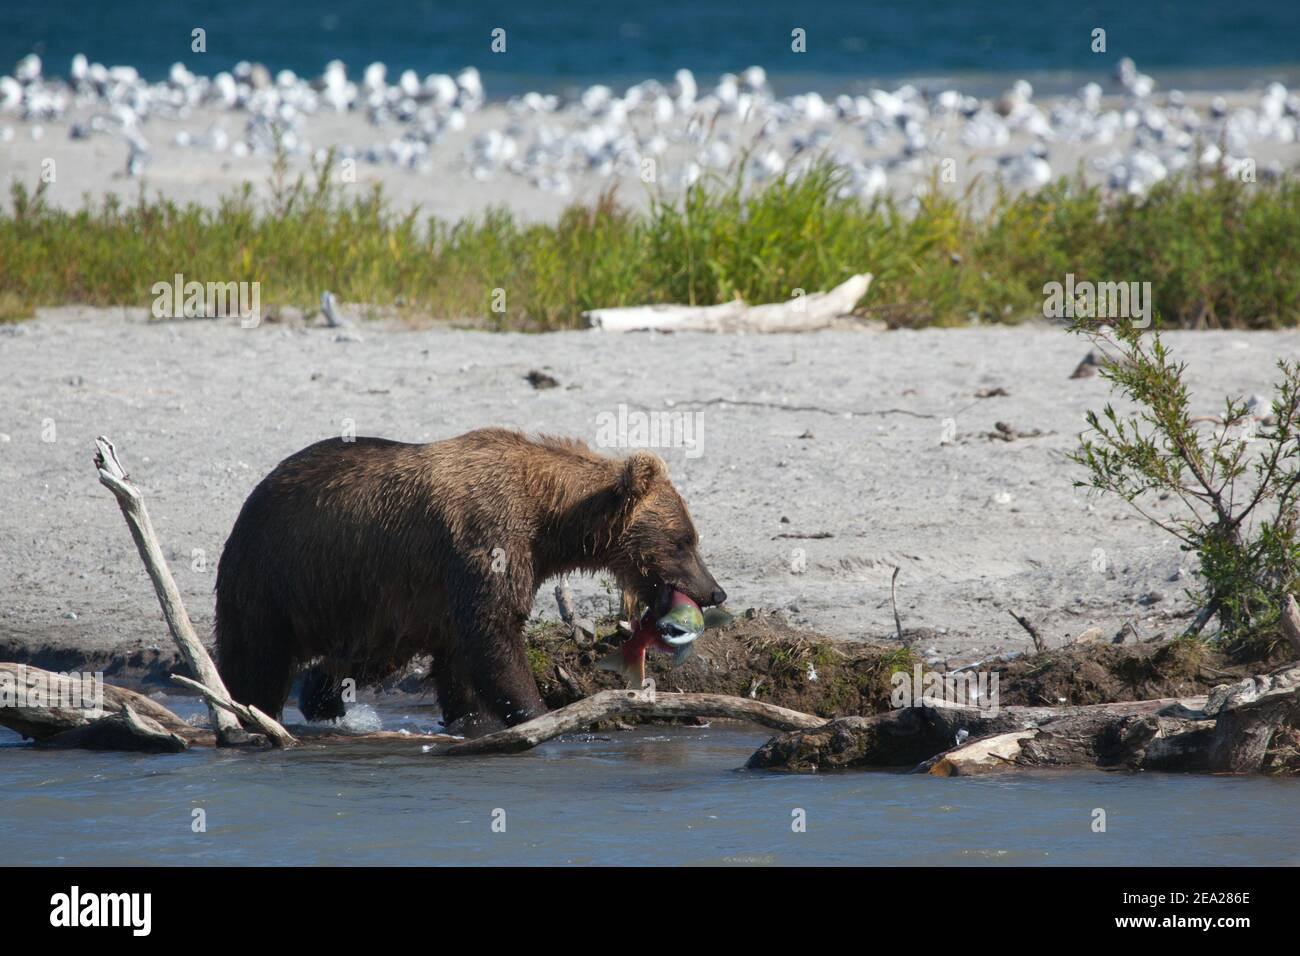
left=216, top=616, right=296, bottom=723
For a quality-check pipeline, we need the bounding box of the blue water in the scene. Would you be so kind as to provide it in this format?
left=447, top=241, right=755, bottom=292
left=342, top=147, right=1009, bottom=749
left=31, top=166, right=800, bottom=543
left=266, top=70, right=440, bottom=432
left=3, top=697, right=1300, bottom=865
left=3, top=0, right=1300, bottom=97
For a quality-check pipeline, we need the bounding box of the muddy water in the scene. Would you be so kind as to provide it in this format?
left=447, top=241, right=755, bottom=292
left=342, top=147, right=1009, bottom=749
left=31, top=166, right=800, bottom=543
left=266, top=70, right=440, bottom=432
left=3, top=697, right=1299, bottom=866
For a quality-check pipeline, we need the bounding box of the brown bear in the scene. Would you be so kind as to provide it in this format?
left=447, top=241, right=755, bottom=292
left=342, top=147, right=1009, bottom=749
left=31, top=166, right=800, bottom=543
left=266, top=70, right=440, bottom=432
left=214, top=428, right=725, bottom=735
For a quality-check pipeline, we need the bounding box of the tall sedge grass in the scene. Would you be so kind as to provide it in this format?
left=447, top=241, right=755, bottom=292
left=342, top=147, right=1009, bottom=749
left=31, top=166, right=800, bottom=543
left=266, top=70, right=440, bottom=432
left=2, top=152, right=1298, bottom=329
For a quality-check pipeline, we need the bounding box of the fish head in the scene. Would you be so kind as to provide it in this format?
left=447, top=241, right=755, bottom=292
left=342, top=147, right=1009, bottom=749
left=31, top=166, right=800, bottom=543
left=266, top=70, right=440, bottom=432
left=652, top=589, right=705, bottom=648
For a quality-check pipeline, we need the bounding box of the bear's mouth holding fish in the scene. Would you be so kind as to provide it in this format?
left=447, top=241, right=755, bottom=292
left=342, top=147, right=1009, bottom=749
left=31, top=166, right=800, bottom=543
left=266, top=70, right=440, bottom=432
left=598, top=587, right=707, bottom=687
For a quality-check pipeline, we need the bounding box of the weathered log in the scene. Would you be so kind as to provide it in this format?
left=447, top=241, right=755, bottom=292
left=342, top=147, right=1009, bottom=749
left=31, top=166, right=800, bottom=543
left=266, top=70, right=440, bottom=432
left=444, top=688, right=827, bottom=756
left=917, top=710, right=1213, bottom=776
left=750, top=667, right=1300, bottom=775
left=922, top=729, right=1037, bottom=775
left=40, top=704, right=189, bottom=753
left=743, top=700, right=1176, bottom=773
left=0, top=662, right=472, bottom=751
left=584, top=274, right=872, bottom=333
left=0, top=662, right=201, bottom=742
left=93, top=436, right=294, bottom=748
left=1204, top=682, right=1300, bottom=773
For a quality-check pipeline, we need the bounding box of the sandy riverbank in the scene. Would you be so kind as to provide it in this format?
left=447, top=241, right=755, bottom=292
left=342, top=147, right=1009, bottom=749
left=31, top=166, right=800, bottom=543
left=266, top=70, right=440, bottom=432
left=2, top=307, right=1296, bottom=674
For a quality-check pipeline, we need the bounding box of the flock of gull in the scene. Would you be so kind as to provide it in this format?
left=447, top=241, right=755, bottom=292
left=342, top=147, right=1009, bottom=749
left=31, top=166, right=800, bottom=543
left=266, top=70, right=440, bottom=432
left=2, top=51, right=1297, bottom=203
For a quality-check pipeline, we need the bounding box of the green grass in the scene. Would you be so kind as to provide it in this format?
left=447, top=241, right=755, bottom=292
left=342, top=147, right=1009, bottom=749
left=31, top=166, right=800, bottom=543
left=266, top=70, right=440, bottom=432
left=3, top=153, right=1299, bottom=330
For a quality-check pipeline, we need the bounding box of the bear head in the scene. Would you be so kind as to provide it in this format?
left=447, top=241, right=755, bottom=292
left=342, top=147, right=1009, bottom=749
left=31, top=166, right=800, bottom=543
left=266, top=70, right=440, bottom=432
left=611, top=450, right=727, bottom=612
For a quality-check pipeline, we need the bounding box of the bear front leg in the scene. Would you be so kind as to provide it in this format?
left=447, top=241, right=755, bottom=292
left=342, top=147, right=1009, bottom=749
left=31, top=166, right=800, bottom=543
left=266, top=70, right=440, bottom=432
left=297, top=664, right=347, bottom=722
left=454, top=605, right=546, bottom=728
left=433, top=659, right=492, bottom=735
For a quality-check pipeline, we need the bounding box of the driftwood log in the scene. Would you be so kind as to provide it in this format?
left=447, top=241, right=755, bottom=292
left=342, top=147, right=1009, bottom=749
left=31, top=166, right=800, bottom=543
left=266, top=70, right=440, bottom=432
left=5, top=654, right=1300, bottom=775
left=748, top=663, right=1300, bottom=775
left=584, top=274, right=872, bottom=333
left=0, top=662, right=201, bottom=742
left=40, top=704, right=191, bottom=753
left=0, top=663, right=459, bottom=749
left=1, top=664, right=818, bottom=754
left=745, top=699, right=1160, bottom=772
left=92, top=437, right=294, bottom=748
left=445, top=688, right=826, bottom=755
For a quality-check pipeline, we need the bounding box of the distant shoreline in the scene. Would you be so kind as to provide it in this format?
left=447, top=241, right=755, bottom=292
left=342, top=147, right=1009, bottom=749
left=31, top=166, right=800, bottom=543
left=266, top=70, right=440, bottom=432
left=9, top=55, right=1300, bottom=101
left=7, top=0, right=1300, bottom=100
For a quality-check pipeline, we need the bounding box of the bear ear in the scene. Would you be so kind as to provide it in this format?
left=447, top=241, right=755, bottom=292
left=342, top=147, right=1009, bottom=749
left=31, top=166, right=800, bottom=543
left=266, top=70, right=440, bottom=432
left=618, top=450, right=665, bottom=500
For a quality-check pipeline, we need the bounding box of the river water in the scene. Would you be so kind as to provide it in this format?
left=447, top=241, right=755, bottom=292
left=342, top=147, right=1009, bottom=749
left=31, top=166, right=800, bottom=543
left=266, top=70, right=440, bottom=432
left=5, top=0, right=1300, bottom=98
left=3, top=696, right=1298, bottom=866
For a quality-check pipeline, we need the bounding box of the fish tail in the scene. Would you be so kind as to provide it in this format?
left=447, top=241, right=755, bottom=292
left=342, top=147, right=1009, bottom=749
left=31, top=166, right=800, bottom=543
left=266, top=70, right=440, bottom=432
left=597, top=646, right=642, bottom=687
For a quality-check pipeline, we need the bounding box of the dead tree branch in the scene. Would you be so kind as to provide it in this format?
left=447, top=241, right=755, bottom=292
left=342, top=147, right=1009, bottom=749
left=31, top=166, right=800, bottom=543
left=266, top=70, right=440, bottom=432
left=93, top=436, right=294, bottom=747
left=444, top=689, right=827, bottom=756
left=170, top=674, right=295, bottom=747
left=1008, top=609, right=1047, bottom=653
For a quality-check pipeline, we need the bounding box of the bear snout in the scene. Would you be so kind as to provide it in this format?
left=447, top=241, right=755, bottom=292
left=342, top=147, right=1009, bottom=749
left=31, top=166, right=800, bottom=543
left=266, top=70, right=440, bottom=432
left=679, top=564, right=726, bottom=607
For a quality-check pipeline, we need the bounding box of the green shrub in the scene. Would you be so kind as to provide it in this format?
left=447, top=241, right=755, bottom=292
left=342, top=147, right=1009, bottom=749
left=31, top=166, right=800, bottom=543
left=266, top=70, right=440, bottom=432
left=3, top=155, right=1299, bottom=329
left=1071, top=320, right=1300, bottom=657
